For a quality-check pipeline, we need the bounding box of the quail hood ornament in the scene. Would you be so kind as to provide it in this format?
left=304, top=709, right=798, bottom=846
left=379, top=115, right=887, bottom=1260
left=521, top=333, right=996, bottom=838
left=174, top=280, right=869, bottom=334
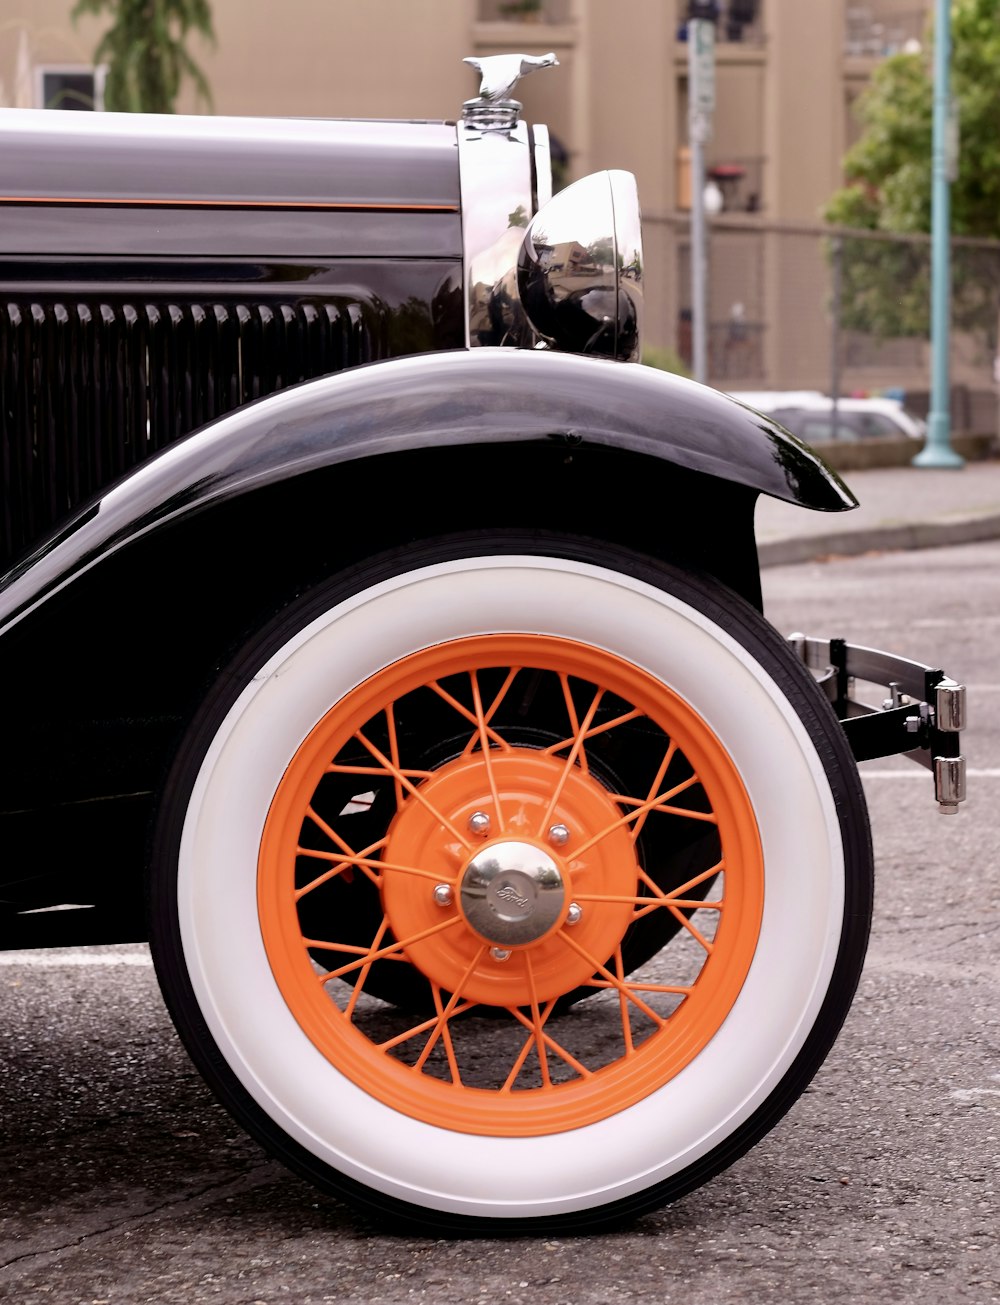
left=462, top=51, right=559, bottom=129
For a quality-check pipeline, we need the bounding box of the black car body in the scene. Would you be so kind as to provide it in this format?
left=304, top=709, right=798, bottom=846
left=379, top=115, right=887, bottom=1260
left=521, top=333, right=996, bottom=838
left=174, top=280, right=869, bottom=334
left=0, top=59, right=966, bottom=1235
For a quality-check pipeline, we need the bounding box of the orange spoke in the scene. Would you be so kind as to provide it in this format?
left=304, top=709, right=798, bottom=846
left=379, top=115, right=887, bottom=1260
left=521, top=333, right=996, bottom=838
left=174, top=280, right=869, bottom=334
left=326, top=762, right=435, bottom=781
left=612, top=777, right=707, bottom=817
left=309, top=940, right=378, bottom=958
left=501, top=956, right=555, bottom=1092
left=343, top=917, right=392, bottom=1020
left=573, top=889, right=718, bottom=909
left=578, top=862, right=725, bottom=922
left=632, top=897, right=720, bottom=922
left=355, top=727, right=468, bottom=844
left=430, top=679, right=511, bottom=754
left=635, top=860, right=722, bottom=903
left=612, top=948, right=634, bottom=1056
left=384, top=702, right=406, bottom=812
left=572, top=774, right=716, bottom=859
left=303, top=803, right=365, bottom=861
left=296, top=847, right=452, bottom=899
left=613, top=772, right=703, bottom=812
left=413, top=947, right=488, bottom=1070
left=469, top=671, right=505, bottom=823
left=430, top=984, right=464, bottom=1085
left=628, top=740, right=677, bottom=846
left=586, top=976, right=694, bottom=995
left=538, top=685, right=605, bottom=833
left=664, top=904, right=716, bottom=953
left=541, top=703, right=645, bottom=763
left=556, top=929, right=670, bottom=1028
left=633, top=802, right=717, bottom=823
left=312, top=915, right=463, bottom=981
left=295, top=837, right=389, bottom=898
left=294, top=856, right=371, bottom=895
left=629, top=863, right=725, bottom=923
left=554, top=673, right=587, bottom=775
left=501, top=1032, right=538, bottom=1093
left=459, top=667, right=522, bottom=757
left=508, top=1004, right=594, bottom=1079
left=376, top=998, right=479, bottom=1052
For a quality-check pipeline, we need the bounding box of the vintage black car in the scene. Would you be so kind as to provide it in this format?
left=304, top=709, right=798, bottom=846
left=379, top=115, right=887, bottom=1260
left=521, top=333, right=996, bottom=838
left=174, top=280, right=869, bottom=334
left=0, top=55, right=966, bottom=1235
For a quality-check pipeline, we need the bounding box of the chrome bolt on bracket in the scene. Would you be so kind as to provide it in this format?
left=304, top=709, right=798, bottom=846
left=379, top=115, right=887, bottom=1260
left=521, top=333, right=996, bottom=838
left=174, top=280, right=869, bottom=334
left=882, top=681, right=911, bottom=711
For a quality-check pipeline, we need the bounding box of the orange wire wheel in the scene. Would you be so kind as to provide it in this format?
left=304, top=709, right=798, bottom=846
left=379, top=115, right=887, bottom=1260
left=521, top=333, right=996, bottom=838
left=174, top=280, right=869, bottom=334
left=258, top=632, right=764, bottom=1137
left=154, top=542, right=873, bottom=1232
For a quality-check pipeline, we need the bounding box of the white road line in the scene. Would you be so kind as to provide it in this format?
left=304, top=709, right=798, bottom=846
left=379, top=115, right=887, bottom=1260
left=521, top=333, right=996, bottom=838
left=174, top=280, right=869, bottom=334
left=951, top=1076, right=1000, bottom=1105
left=0, top=951, right=153, bottom=967
left=860, top=767, right=1000, bottom=779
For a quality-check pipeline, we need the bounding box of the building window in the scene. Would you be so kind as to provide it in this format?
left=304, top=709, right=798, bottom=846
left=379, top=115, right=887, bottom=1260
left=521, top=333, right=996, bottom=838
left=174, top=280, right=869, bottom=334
left=679, top=1, right=762, bottom=43
left=476, top=0, right=573, bottom=21
left=36, top=65, right=107, bottom=111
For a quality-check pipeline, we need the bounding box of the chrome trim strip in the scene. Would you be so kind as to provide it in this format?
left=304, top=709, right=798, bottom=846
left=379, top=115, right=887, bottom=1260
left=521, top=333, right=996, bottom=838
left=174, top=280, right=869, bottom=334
left=0, top=196, right=458, bottom=212
left=456, top=117, right=535, bottom=349
left=532, top=123, right=553, bottom=210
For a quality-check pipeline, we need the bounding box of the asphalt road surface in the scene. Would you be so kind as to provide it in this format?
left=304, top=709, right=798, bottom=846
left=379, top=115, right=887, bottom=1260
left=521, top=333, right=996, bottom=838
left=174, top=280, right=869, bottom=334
left=1, top=540, right=997, bottom=1304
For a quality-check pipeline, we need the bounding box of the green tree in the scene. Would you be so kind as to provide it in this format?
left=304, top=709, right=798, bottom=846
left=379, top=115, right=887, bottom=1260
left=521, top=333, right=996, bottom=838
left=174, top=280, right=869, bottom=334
left=72, top=0, right=215, bottom=113
left=826, top=0, right=1000, bottom=237
left=824, top=0, right=1000, bottom=343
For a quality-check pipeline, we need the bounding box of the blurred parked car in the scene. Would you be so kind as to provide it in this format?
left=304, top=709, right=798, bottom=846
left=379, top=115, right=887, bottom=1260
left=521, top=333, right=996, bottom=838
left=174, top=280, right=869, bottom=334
left=0, top=54, right=965, bottom=1237
left=729, top=390, right=926, bottom=442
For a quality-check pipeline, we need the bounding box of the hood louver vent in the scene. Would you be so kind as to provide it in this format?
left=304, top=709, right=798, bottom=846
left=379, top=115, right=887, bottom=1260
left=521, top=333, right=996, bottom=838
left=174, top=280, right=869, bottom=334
left=0, top=296, right=384, bottom=569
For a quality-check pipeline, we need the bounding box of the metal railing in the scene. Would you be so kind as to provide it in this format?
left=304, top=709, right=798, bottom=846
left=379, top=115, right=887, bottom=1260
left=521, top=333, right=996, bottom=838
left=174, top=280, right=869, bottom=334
left=476, top=0, right=574, bottom=23
left=844, top=4, right=929, bottom=56
left=676, top=2, right=765, bottom=46
left=654, top=213, right=1000, bottom=429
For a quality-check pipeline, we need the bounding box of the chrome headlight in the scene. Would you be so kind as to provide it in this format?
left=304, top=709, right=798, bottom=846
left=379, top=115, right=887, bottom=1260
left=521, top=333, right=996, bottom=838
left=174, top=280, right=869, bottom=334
left=515, top=170, right=643, bottom=363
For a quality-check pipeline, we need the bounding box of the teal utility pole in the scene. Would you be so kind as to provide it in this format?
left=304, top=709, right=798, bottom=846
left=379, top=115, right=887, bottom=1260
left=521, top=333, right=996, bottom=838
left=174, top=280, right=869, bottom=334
left=914, top=0, right=964, bottom=467
left=688, top=10, right=716, bottom=385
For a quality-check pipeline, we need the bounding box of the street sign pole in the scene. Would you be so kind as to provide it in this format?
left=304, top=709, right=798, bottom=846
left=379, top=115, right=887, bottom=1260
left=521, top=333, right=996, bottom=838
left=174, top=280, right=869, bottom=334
left=914, top=0, right=964, bottom=467
left=688, top=14, right=715, bottom=386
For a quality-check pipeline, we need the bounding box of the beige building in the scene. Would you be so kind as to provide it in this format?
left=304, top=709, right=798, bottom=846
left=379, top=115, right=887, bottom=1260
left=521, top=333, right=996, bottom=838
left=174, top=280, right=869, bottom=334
left=3, top=0, right=968, bottom=402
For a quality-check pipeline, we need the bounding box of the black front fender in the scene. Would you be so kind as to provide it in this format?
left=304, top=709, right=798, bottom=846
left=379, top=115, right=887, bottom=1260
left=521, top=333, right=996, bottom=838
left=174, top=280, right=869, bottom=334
left=0, top=347, right=854, bottom=633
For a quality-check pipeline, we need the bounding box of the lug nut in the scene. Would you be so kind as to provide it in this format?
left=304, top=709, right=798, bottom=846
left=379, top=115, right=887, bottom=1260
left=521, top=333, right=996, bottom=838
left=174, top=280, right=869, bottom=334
left=468, top=811, right=491, bottom=837
left=548, top=823, right=570, bottom=847
left=490, top=946, right=512, bottom=962
left=566, top=902, right=583, bottom=926
left=432, top=883, right=453, bottom=907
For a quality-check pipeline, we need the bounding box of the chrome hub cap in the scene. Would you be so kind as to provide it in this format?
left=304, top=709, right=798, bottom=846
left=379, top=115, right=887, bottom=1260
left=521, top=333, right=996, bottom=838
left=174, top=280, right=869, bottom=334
left=461, top=840, right=565, bottom=946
